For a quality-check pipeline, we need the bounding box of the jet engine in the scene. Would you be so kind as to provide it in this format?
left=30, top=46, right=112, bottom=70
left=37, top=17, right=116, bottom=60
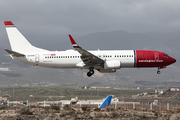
left=104, top=60, right=121, bottom=69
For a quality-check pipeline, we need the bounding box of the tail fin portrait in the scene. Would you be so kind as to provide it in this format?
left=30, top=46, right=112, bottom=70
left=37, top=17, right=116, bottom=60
left=99, top=95, right=112, bottom=108
left=4, top=21, right=49, bottom=54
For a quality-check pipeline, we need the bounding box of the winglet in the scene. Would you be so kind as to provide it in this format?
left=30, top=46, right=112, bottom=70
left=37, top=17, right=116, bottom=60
left=4, top=21, right=14, bottom=27
left=69, top=35, right=77, bottom=46
left=99, top=95, right=112, bottom=108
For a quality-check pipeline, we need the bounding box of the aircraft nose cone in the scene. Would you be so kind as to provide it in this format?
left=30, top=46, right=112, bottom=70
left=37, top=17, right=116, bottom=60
left=171, top=57, right=176, bottom=64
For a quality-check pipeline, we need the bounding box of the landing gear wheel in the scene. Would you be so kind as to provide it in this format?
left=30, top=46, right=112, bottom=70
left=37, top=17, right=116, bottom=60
left=87, top=72, right=92, bottom=77
left=157, top=70, right=161, bottom=74
left=87, top=68, right=94, bottom=77
left=89, top=70, right=94, bottom=75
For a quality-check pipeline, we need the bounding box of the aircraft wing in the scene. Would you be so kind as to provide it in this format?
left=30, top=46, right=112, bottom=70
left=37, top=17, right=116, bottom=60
left=5, top=49, right=25, bottom=57
left=69, top=35, right=104, bottom=66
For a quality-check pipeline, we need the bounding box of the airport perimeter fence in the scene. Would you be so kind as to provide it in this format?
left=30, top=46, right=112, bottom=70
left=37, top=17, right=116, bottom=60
left=6, top=100, right=180, bottom=111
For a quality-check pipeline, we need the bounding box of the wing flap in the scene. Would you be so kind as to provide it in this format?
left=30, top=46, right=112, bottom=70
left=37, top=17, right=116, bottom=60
left=5, top=49, right=25, bottom=57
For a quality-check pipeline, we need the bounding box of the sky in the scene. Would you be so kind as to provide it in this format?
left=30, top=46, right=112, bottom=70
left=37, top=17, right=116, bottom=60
left=0, top=0, right=180, bottom=44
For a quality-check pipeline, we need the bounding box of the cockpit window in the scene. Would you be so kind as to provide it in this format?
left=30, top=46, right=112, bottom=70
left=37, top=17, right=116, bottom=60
left=163, top=54, right=169, bottom=57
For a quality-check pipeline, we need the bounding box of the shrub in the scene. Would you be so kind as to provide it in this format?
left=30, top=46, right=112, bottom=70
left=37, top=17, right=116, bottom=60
left=94, top=108, right=101, bottom=112
left=154, top=111, right=158, bottom=116
left=0, top=106, right=7, bottom=110
left=51, top=105, right=60, bottom=111
left=81, top=106, right=91, bottom=111
left=176, top=108, right=180, bottom=113
left=63, top=104, right=71, bottom=111
left=18, top=107, right=33, bottom=115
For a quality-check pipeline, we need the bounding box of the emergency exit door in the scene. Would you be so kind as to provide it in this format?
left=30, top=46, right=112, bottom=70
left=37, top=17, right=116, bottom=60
left=35, top=54, right=39, bottom=65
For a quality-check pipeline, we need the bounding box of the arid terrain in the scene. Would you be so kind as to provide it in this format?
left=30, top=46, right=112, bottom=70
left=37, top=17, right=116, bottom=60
left=0, top=105, right=180, bottom=120
left=0, top=87, right=180, bottom=119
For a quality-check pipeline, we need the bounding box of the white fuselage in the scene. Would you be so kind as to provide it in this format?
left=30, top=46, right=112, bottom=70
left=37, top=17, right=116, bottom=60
left=13, top=50, right=135, bottom=69
left=4, top=21, right=176, bottom=76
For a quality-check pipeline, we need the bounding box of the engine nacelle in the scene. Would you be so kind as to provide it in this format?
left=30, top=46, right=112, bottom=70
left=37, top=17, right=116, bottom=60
left=98, top=69, right=116, bottom=73
left=104, top=60, right=121, bottom=69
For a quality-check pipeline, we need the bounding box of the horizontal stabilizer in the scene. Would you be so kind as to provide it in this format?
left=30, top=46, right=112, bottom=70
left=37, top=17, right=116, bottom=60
left=99, top=95, right=112, bottom=108
left=5, top=49, right=25, bottom=57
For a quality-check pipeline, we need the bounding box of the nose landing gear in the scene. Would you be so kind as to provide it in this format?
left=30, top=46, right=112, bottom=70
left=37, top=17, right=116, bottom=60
left=157, top=68, right=161, bottom=74
left=87, top=67, right=94, bottom=77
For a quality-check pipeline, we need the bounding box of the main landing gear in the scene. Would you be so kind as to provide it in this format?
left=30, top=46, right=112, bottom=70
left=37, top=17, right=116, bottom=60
left=157, top=68, right=161, bottom=74
left=87, top=67, right=94, bottom=77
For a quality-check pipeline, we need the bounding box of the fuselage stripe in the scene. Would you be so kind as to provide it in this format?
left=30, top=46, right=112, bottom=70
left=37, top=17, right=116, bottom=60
left=134, top=50, right=136, bottom=67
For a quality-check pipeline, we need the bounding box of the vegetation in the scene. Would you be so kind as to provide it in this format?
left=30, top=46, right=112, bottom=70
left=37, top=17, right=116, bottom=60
left=18, top=107, right=33, bottom=115
left=93, top=108, right=101, bottom=112
left=0, top=105, right=7, bottom=110
left=51, top=105, right=60, bottom=111
left=63, top=104, right=71, bottom=111
left=81, top=106, right=91, bottom=111
left=0, top=87, right=155, bottom=101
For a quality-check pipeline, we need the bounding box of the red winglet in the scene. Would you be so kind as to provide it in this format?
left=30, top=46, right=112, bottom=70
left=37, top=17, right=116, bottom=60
left=68, top=34, right=77, bottom=45
left=4, top=21, right=14, bottom=26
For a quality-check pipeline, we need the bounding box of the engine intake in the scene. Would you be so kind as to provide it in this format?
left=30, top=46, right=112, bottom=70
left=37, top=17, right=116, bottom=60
left=104, top=60, right=121, bottom=69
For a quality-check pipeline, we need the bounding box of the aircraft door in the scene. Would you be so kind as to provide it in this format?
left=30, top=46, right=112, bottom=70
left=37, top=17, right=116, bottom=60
left=35, top=54, right=39, bottom=65
left=154, top=52, right=159, bottom=61
left=154, top=52, right=160, bottom=66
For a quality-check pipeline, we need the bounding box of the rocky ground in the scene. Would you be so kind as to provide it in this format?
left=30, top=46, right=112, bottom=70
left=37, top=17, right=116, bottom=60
left=0, top=105, right=180, bottom=120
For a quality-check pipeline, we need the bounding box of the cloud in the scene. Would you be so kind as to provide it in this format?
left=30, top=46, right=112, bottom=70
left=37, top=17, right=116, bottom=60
left=0, top=0, right=180, bottom=38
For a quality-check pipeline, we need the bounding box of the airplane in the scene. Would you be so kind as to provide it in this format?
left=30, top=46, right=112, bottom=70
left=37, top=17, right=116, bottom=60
left=99, top=95, right=112, bottom=108
left=4, top=21, right=176, bottom=77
